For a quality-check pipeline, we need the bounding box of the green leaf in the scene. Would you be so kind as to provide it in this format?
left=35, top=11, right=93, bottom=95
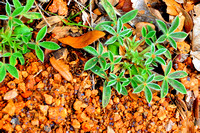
left=8, top=20, right=13, bottom=28
left=108, top=51, right=114, bottom=62
left=99, top=57, right=107, bottom=69
left=146, top=74, right=154, bottom=83
left=120, top=78, right=128, bottom=82
left=170, top=32, right=188, bottom=39
left=109, top=73, right=117, bottom=79
left=121, top=86, right=128, bottom=95
left=156, top=19, right=168, bottom=33
left=98, top=43, right=104, bottom=55
left=95, top=21, right=114, bottom=31
left=146, top=31, right=156, bottom=38
left=6, top=3, right=11, bottom=16
left=39, top=41, right=60, bottom=50
left=2, top=53, right=11, bottom=57
left=165, top=61, right=172, bottom=76
left=116, top=82, right=122, bottom=93
left=151, top=44, right=155, bottom=53
left=122, top=79, right=130, bottom=86
left=168, top=37, right=177, bottom=49
left=117, top=18, right=123, bottom=33
left=155, top=48, right=167, bottom=55
left=134, top=75, right=145, bottom=83
left=119, top=29, right=132, bottom=37
left=101, top=0, right=117, bottom=23
left=103, top=25, right=116, bottom=35
left=13, top=0, right=22, bottom=8
left=84, top=57, right=98, bottom=70
left=157, top=35, right=167, bottom=43
left=35, top=45, right=44, bottom=62
left=119, top=71, right=125, bottom=78
left=13, top=18, right=23, bottom=25
left=23, top=12, right=42, bottom=19
left=0, top=65, right=6, bottom=82
left=10, top=55, right=17, bottom=66
left=117, top=37, right=123, bottom=46
left=36, top=26, right=47, bottom=42
left=23, top=0, right=34, bottom=13
left=102, top=52, right=109, bottom=58
left=157, top=44, right=171, bottom=59
left=83, top=46, right=98, bottom=56
left=114, top=56, right=122, bottom=64
left=161, top=79, right=168, bottom=98
left=107, top=80, right=117, bottom=86
left=133, top=84, right=144, bottom=93
left=105, top=36, right=117, bottom=44
left=154, top=56, right=166, bottom=65
left=120, top=9, right=138, bottom=24
left=27, top=43, right=35, bottom=49
left=141, top=27, right=147, bottom=37
left=6, top=64, right=19, bottom=79
left=91, top=65, right=107, bottom=78
left=144, top=86, right=152, bottom=103
left=169, top=16, right=179, bottom=33
left=168, top=71, right=187, bottom=79
left=147, top=83, right=161, bottom=90
left=145, top=57, right=153, bottom=65
left=168, top=78, right=187, bottom=94
left=154, top=75, right=164, bottom=81
left=102, top=84, right=111, bottom=108
left=0, top=15, right=9, bottom=20
left=12, top=7, right=24, bottom=17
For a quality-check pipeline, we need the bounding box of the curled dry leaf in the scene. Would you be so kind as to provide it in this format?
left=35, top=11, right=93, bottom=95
left=4, top=89, right=18, bottom=100
left=58, top=30, right=105, bottom=48
left=36, top=16, right=65, bottom=29
left=50, top=57, right=73, bottom=81
left=48, top=0, right=68, bottom=16
left=163, top=0, right=181, bottom=16
left=52, top=26, right=79, bottom=39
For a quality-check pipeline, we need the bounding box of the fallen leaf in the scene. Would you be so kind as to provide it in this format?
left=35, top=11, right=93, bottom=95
left=48, top=0, right=68, bottom=16
left=191, top=51, right=200, bottom=71
left=36, top=16, right=65, bottom=28
left=58, top=30, right=105, bottom=48
left=122, top=0, right=133, bottom=12
left=163, top=0, right=181, bottom=16
left=50, top=57, right=73, bottom=81
left=52, top=26, right=79, bottom=39
left=177, top=41, right=190, bottom=54
left=4, top=89, right=18, bottom=100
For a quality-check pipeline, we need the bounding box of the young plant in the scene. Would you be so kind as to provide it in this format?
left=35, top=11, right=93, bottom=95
left=83, top=0, right=188, bottom=107
left=0, top=0, right=60, bottom=82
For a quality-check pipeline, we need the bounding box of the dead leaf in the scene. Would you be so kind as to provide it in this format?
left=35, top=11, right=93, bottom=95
left=163, top=0, right=181, bottom=16
left=191, top=51, right=200, bottom=71
left=36, top=16, right=65, bottom=28
left=4, top=89, right=18, bottom=100
left=122, top=0, right=133, bottom=12
left=177, top=41, right=190, bottom=54
left=52, top=26, right=79, bottom=39
left=52, top=48, right=68, bottom=60
left=50, top=57, right=73, bottom=81
left=58, top=30, right=105, bottom=48
left=48, top=0, right=68, bottom=16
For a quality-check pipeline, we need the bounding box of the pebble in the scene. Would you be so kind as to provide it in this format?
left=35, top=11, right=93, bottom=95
left=44, top=94, right=53, bottom=104
left=4, top=89, right=18, bottom=100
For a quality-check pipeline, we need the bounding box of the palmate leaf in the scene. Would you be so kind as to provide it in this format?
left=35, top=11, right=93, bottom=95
left=146, top=31, right=156, bottom=38
left=83, top=46, right=98, bottom=56
left=0, top=15, right=9, bottom=20
left=84, top=57, right=98, bottom=70
left=144, top=86, right=152, bottom=103
left=133, top=84, right=144, bottom=93
left=165, top=61, right=172, bottom=76
left=155, top=48, right=167, bottom=55
left=154, top=56, right=166, bottom=65
left=121, top=86, right=128, bottom=95
left=170, top=32, right=188, bottom=39
left=157, top=44, right=171, bottom=59
left=105, top=36, right=117, bottom=44
left=95, top=21, right=114, bottom=31
left=0, top=65, right=6, bottom=82
left=6, top=3, right=11, bottom=16
left=35, top=45, right=44, bottom=62
left=120, top=9, right=138, bottom=24
left=23, top=12, right=42, bottom=19
left=157, top=35, right=167, bottom=43
left=141, top=27, right=147, bottom=37
left=117, top=18, right=123, bottom=33
left=99, top=57, right=106, bottom=69
left=154, top=75, right=164, bottom=81
left=13, top=0, right=22, bottom=8
left=6, top=64, right=19, bottom=79
left=117, top=37, right=123, bottom=46
left=91, top=65, right=107, bottom=78
left=107, top=80, right=117, bottom=87
left=98, top=43, right=104, bottom=55
left=36, top=26, right=47, bottom=42
left=161, top=79, right=168, bottom=98
left=102, top=84, right=111, bottom=108
left=119, top=29, right=132, bottom=37
left=101, top=0, right=117, bottom=23
left=156, top=19, right=168, bottom=33
left=103, top=25, right=116, bottom=35
left=168, top=71, right=187, bottom=79
left=147, top=83, right=161, bottom=90
left=146, top=74, right=154, bottom=83
left=12, top=7, right=24, bottom=17
left=114, top=56, right=122, bottom=64
left=23, top=0, right=34, bottom=13
left=168, top=37, right=177, bottom=49
left=116, top=82, right=122, bottom=93
left=39, top=41, right=60, bottom=50
left=169, top=16, right=179, bottom=33
left=168, top=78, right=187, bottom=94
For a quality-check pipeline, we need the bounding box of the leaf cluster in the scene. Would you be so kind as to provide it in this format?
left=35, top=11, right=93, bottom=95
left=0, top=0, right=60, bottom=82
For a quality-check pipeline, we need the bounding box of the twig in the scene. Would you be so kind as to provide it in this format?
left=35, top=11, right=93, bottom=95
left=34, top=0, right=51, bottom=28
left=33, top=69, right=43, bottom=78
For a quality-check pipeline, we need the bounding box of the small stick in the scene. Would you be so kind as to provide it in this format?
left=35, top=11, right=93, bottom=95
left=34, top=0, right=51, bottom=28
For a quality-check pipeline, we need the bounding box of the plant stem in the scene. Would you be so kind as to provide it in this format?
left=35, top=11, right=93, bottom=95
left=2, top=44, right=5, bottom=64
left=139, top=46, right=151, bottom=55
left=132, top=38, right=145, bottom=51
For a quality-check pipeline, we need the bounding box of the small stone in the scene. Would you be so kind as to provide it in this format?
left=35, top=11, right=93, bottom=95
left=73, top=100, right=88, bottom=111
left=72, top=119, right=80, bottom=128
left=37, top=81, right=45, bottom=89
left=113, top=97, right=119, bottom=103
left=39, top=105, right=49, bottom=116
left=21, top=71, right=28, bottom=78
left=85, top=89, right=91, bottom=97
left=31, top=119, right=39, bottom=126
left=2, top=100, right=16, bottom=116
left=54, top=74, right=62, bottom=82
left=15, top=125, right=22, bottom=132
left=10, top=117, right=20, bottom=127
left=42, top=71, right=49, bottom=78
left=26, top=75, right=36, bottom=89
left=48, top=107, right=67, bottom=123
left=114, top=113, right=121, bottom=121
left=157, top=106, right=167, bottom=120
left=44, top=94, right=53, bottom=104
left=7, top=81, right=16, bottom=89
left=4, top=89, right=18, bottom=100
left=18, top=83, right=26, bottom=92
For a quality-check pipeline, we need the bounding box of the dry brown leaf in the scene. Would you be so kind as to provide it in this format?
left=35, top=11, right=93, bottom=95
left=163, top=0, right=181, bottom=16
left=52, top=26, right=79, bottom=39
left=4, top=89, right=18, bottom=100
left=177, top=41, right=190, bottom=54
left=50, top=57, right=73, bottom=81
left=58, top=30, right=105, bottom=48
left=36, top=16, right=65, bottom=29
left=122, top=0, right=133, bottom=12
left=48, top=0, right=68, bottom=16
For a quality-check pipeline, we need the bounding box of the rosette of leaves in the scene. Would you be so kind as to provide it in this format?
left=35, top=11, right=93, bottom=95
left=154, top=61, right=187, bottom=98
left=0, top=0, right=60, bottom=82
